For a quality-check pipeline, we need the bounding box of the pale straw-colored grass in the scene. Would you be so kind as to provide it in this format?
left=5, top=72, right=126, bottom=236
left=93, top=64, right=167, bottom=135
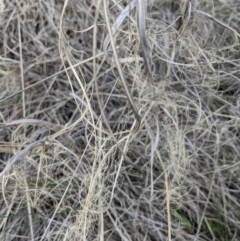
left=0, top=0, right=240, bottom=240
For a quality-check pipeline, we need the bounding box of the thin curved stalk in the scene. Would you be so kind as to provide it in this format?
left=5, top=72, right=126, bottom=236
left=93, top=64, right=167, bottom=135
left=103, top=0, right=141, bottom=134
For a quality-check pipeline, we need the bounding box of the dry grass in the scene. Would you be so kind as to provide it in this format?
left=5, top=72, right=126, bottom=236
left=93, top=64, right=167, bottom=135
left=0, top=0, right=240, bottom=240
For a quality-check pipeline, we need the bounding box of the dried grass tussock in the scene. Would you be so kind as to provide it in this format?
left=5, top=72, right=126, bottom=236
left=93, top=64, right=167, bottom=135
left=0, top=0, right=240, bottom=240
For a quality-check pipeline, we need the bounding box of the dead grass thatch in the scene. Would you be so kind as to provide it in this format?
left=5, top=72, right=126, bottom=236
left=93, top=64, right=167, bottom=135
left=0, top=0, right=240, bottom=240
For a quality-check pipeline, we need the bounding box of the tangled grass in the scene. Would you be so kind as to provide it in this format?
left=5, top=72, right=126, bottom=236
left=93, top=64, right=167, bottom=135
left=0, top=0, right=240, bottom=240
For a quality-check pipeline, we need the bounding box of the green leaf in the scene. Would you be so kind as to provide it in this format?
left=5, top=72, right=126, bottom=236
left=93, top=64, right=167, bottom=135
left=203, top=220, right=221, bottom=233
left=175, top=211, right=193, bottom=233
